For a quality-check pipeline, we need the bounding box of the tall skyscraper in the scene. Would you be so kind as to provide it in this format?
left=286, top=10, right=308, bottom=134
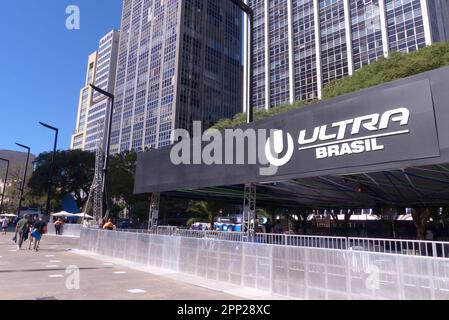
left=110, top=0, right=242, bottom=153
left=71, top=30, right=120, bottom=151
left=244, top=0, right=449, bottom=111
left=71, top=51, right=98, bottom=150
left=84, top=30, right=120, bottom=151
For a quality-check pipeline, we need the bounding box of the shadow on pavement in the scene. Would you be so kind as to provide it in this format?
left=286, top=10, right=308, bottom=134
left=0, top=266, right=110, bottom=274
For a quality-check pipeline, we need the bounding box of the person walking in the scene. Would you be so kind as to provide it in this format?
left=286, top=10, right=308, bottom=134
left=28, top=216, right=38, bottom=250
left=265, top=218, right=272, bottom=234
left=274, top=220, right=282, bottom=234
left=54, top=218, right=63, bottom=235
left=1, top=217, right=9, bottom=235
left=30, top=216, right=47, bottom=252
left=15, top=215, right=30, bottom=250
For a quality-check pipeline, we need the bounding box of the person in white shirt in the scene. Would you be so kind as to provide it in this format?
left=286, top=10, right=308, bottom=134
left=1, top=217, right=9, bottom=235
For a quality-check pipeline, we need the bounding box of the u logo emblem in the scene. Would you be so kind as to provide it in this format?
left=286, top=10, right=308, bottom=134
left=265, top=130, right=294, bottom=167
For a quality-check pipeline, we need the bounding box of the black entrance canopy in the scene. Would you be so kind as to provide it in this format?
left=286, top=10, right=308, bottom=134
left=134, top=67, right=449, bottom=209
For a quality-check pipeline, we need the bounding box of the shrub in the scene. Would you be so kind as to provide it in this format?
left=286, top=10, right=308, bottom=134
left=212, top=42, right=449, bottom=130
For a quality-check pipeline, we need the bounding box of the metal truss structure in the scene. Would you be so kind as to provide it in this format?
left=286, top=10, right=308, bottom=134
left=242, top=183, right=256, bottom=237
left=83, top=120, right=105, bottom=225
left=148, top=192, right=161, bottom=230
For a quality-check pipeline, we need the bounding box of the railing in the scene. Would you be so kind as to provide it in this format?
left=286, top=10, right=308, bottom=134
left=252, top=233, right=348, bottom=249
left=286, top=234, right=348, bottom=249
left=347, top=237, right=449, bottom=258
left=111, top=227, right=449, bottom=259
left=81, top=228, right=449, bottom=300
left=205, top=230, right=244, bottom=242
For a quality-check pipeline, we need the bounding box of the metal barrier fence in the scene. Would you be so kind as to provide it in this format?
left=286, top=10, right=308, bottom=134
left=347, top=237, right=449, bottom=258
left=47, top=224, right=82, bottom=237
left=114, top=227, right=449, bottom=259
left=80, top=228, right=449, bottom=300
left=254, top=233, right=348, bottom=250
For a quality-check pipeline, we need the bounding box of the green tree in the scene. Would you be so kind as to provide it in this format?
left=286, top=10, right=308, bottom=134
left=211, top=42, right=449, bottom=131
left=329, top=209, right=354, bottom=234
left=106, top=151, right=139, bottom=214
left=186, top=201, right=227, bottom=230
left=411, top=208, right=433, bottom=240
left=2, top=166, right=29, bottom=214
left=212, top=100, right=309, bottom=130
left=106, top=151, right=164, bottom=222
left=159, top=196, right=191, bottom=226
left=28, top=150, right=95, bottom=211
left=323, top=42, right=449, bottom=99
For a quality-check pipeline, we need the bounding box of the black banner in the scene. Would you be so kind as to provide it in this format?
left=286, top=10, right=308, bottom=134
left=135, top=67, right=449, bottom=194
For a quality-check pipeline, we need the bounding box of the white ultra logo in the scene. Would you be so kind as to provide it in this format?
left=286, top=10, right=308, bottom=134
left=169, top=107, right=410, bottom=175
left=299, top=108, right=410, bottom=160
left=265, top=130, right=294, bottom=167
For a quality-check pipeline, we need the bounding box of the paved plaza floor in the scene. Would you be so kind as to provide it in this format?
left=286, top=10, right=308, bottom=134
left=0, top=233, right=241, bottom=300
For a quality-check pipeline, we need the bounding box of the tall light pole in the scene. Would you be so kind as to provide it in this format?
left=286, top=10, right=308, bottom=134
left=231, top=0, right=256, bottom=238
left=39, top=122, right=59, bottom=216
left=15, top=143, right=31, bottom=218
left=0, top=158, right=10, bottom=214
left=89, top=84, right=114, bottom=214
left=230, top=0, right=254, bottom=124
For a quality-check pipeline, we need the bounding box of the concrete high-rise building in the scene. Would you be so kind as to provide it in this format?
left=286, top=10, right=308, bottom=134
left=71, top=52, right=98, bottom=150
left=244, top=0, right=449, bottom=110
left=84, top=30, right=120, bottom=151
left=110, top=0, right=242, bottom=153
left=71, top=30, right=120, bottom=151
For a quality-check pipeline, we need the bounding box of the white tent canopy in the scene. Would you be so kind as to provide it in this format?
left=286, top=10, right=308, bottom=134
left=0, top=213, right=17, bottom=218
left=51, top=211, right=77, bottom=217
left=50, top=212, right=94, bottom=220
left=73, top=213, right=94, bottom=219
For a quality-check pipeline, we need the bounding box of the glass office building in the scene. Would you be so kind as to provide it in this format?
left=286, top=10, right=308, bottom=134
left=71, top=30, right=120, bottom=152
left=71, top=52, right=98, bottom=151
left=245, top=0, right=449, bottom=110
left=110, top=0, right=242, bottom=153
left=84, top=30, right=120, bottom=151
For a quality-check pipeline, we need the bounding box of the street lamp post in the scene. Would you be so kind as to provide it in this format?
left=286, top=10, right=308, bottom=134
left=231, top=0, right=256, bottom=237
left=230, top=0, right=254, bottom=124
left=39, top=122, right=59, bottom=216
left=15, top=143, right=31, bottom=218
left=89, top=84, right=114, bottom=214
left=0, top=158, right=10, bottom=214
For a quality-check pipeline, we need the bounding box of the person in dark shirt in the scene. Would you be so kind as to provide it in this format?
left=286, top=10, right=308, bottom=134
left=265, top=218, right=272, bottom=234
left=30, top=217, right=47, bottom=252
left=15, top=215, right=30, bottom=250
left=274, top=220, right=282, bottom=234
left=28, top=216, right=38, bottom=250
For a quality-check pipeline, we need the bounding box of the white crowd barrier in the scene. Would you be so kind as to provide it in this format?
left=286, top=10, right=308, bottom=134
left=47, top=224, right=83, bottom=237
left=347, top=237, right=449, bottom=258
left=80, top=228, right=449, bottom=300
left=117, top=228, right=449, bottom=258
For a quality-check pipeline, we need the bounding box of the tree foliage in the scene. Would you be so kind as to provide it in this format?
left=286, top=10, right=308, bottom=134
left=107, top=151, right=138, bottom=209
left=2, top=166, right=29, bottom=214
left=186, top=201, right=229, bottom=229
left=323, top=42, right=449, bottom=99
left=211, top=42, right=449, bottom=130
left=411, top=208, right=433, bottom=240
left=27, top=150, right=95, bottom=211
left=0, top=151, right=35, bottom=213
left=212, top=100, right=310, bottom=130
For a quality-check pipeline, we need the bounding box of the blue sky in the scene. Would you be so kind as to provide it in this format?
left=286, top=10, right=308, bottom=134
left=0, top=0, right=122, bottom=156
